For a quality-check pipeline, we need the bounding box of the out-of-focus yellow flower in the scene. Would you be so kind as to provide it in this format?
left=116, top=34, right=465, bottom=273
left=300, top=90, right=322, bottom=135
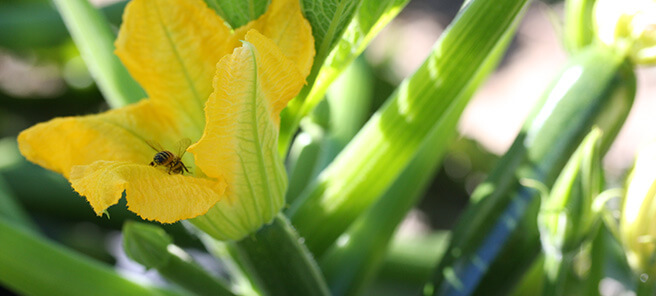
left=595, top=0, right=656, bottom=64
left=620, top=141, right=656, bottom=278
left=18, top=0, right=314, bottom=240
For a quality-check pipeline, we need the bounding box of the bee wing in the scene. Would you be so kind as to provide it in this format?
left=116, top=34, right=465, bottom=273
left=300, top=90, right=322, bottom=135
left=145, top=140, right=164, bottom=152
left=176, top=138, right=192, bottom=157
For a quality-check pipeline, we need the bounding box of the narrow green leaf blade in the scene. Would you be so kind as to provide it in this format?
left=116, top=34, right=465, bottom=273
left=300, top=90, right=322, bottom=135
left=205, top=0, right=269, bottom=28
left=288, top=0, right=532, bottom=256
left=52, top=0, right=145, bottom=108
left=0, top=218, right=180, bottom=296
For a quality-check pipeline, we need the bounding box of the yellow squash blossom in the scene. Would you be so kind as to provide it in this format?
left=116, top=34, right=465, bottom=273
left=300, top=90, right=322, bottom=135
left=18, top=0, right=314, bottom=240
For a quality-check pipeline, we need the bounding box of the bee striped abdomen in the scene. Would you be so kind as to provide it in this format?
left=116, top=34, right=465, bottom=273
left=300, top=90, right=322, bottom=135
left=146, top=139, right=191, bottom=175
left=151, top=151, right=175, bottom=166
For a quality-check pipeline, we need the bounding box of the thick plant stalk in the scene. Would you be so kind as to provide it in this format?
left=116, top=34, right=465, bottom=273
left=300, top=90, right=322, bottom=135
left=318, top=16, right=520, bottom=295
left=288, top=0, right=532, bottom=257
left=234, top=214, right=330, bottom=296
left=430, top=45, right=636, bottom=296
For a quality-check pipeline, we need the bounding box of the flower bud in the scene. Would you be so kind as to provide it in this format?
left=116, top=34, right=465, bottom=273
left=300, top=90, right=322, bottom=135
left=122, top=221, right=173, bottom=269
left=538, top=128, right=604, bottom=258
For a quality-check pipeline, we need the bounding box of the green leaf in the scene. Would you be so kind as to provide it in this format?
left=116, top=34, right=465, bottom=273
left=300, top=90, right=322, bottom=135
left=280, top=0, right=409, bottom=154
left=52, top=0, right=145, bottom=108
left=287, top=0, right=532, bottom=257
left=205, top=0, right=269, bottom=28
left=0, top=218, right=180, bottom=296
left=300, top=0, right=409, bottom=117
left=280, top=0, right=363, bottom=153
left=301, top=0, right=362, bottom=81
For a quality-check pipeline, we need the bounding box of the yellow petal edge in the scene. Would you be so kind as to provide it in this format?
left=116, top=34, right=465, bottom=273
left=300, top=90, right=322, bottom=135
left=70, top=161, right=226, bottom=223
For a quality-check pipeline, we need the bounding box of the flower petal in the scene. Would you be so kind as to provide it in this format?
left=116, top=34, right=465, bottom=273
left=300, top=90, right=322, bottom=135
left=115, top=0, right=233, bottom=130
left=17, top=100, right=193, bottom=178
left=70, top=161, right=225, bottom=223
left=232, top=0, right=315, bottom=78
left=188, top=30, right=305, bottom=240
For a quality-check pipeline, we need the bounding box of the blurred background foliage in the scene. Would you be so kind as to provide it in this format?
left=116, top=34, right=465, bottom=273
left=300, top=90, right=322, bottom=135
left=1, top=0, right=655, bottom=295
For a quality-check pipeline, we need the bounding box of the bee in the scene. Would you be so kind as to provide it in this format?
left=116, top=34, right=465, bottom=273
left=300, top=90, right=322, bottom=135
left=145, top=138, right=192, bottom=175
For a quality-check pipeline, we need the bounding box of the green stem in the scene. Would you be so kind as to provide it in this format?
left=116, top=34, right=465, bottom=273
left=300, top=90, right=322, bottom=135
left=123, top=221, right=235, bottom=296
left=52, top=0, right=145, bottom=108
left=585, top=225, right=605, bottom=296
left=288, top=0, right=532, bottom=257
left=0, top=218, right=179, bottom=296
left=157, top=250, right=235, bottom=296
left=542, top=253, right=571, bottom=296
left=199, top=236, right=260, bottom=295
left=564, top=0, right=596, bottom=52
left=0, top=1, right=127, bottom=50
left=235, top=214, right=330, bottom=296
